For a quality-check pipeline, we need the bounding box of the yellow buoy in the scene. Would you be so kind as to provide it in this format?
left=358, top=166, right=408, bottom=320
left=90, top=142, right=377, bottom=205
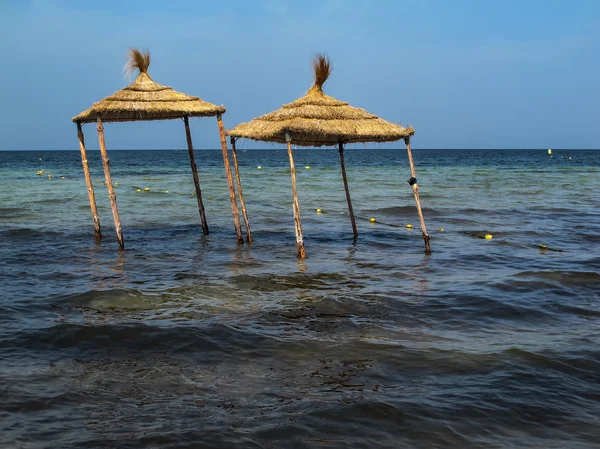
left=48, top=175, right=52, bottom=179
left=406, top=224, right=413, bottom=229
left=548, top=149, right=552, bottom=155
left=115, top=182, right=118, bottom=186
left=539, top=244, right=548, bottom=249
left=257, top=166, right=262, bottom=169
left=136, top=189, right=141, bottom=192
left=36, top=170, right=44, bottom=175
left=305, top=166, right=310, bottom=169
left=61, top=176, right=65, bottom=179
left=316, top=209, right=322, bottom=214
left=144, top=187, right=150, bottom=191
left=485, top=234, right=493, bottom=240
left=438, top=227, right=444, bottom=232
left=369, top=218, right=376, bottom=223
left=165, top=190, right=168, bottom=193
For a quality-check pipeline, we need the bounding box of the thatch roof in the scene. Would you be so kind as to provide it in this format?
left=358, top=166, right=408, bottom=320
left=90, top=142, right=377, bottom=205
left=73, top=49, right=225, bottom=124
left=227, top=55, right=414, bottom=146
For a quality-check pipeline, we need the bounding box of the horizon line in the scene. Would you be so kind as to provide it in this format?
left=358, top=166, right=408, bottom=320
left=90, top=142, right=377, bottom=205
left=1, top=148, right=597, bottom=152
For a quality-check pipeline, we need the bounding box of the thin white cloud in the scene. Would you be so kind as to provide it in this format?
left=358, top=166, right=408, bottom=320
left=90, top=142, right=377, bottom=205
left=261, top=0, right=288, bottom=16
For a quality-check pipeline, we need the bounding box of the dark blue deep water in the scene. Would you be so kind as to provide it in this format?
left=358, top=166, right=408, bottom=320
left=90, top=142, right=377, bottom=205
left=1, top=148, right=599, bottom=448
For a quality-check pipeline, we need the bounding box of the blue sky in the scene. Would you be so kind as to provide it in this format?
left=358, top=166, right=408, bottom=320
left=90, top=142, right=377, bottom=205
left=1, top=0, right=599, bottom=149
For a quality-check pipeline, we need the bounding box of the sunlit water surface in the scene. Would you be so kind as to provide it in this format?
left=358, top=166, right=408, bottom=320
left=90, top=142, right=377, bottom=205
left=1, top=148, right=599, bottom=448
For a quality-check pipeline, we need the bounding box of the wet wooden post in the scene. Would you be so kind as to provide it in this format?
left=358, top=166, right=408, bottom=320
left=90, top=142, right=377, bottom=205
left=230, top=137, right=252, bottom=243
left=404, top=137, right=431, bottom=253
left=96, top=118, right=124, bottom=249
left=338, top=142, right=358, bottom=239
left=217, top=114, right=244, bottom=244
left=286, top=133, right=306, bottom=259
left=77, top=122, right=101, bottom=239
left=183, top=115, right=209, bottom=235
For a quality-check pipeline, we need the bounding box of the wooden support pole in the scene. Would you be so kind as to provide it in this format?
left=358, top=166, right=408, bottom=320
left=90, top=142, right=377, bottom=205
left=404, top=137, right=431, bottom=254
left=96, top=119, right=124, bottom=249
left=217, top=114, right=244, bottom=244
left=230, top=137, right=252, bottom=243
left=183, top=115, right=209, bottom=235
left=77, top=122, right=101, bottom=239
left=286, top=135, right=306, bottom=259
left=338, top=142, right=358, bottom=239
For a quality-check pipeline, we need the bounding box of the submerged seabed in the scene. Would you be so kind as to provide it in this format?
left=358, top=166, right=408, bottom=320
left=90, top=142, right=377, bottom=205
left=0, top=149, right=599, bottom=448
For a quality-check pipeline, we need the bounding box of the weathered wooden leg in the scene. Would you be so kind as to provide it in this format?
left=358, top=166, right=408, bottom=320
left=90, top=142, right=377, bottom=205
left=217, top=114, right=243, bottom=244
left=338, top=142, right=358, bottom=239
left=404, top=137, right=430, bottom=253
left=183, top=116, right=209, bottom=235
left=96, top=119, right=124, bottom=249
left=230, top=137, right=252, bottom=243
left=77, top=122, right=101, bottom=239
left=286, top=135, right=306, bottom=259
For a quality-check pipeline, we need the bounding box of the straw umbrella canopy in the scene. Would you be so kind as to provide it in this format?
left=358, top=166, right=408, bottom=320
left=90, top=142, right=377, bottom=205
left=227, top=55, right=428, bottom=258
left=72, top=49, right=250, bottom=249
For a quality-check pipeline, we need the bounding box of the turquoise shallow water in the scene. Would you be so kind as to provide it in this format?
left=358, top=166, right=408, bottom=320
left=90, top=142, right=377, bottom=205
left=1, top=148, right=599, bottom=448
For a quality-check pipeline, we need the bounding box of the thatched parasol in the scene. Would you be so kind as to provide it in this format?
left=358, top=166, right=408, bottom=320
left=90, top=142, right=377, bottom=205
left=227, top=55, right=429, bottom=258
left=72, top=49, right=251, bottom=248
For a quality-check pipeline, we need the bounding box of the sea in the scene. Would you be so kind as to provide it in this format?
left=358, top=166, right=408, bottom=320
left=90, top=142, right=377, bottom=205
left=0, top=148, right=599, bottom=448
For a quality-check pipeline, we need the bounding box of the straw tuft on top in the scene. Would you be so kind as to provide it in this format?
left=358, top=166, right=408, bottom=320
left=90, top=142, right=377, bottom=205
left=227, top=55, right=414, bottom=147
left=311, top=54, right=331, bottom=93
left=73, top=48, right=225, bottom=123
left=125, top=48, right=151, bottom=75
